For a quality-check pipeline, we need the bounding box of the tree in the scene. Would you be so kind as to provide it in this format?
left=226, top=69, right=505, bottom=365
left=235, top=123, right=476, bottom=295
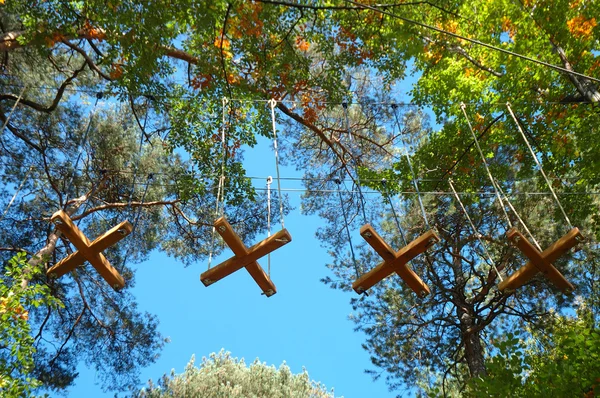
left=466, top=307, right=600, bottom=398
left=0, top=252, right=61, bottom=397
left=135, top=350, right=337, bottom=398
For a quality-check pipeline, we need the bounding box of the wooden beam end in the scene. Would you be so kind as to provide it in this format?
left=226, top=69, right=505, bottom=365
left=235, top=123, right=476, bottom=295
left=423, top=229, right=440, bottom=248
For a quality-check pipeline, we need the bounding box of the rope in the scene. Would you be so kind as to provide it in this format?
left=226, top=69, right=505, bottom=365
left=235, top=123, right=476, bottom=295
left=335, top=178, right=361, bottom=279
left=120, top=173, right=153, bottom=275
left=1, top=85, right=27, bottom=132
left=266, top=176, right=273, bottom=277
left=126, top=96, right=148, bottom=220
left=64, top=91, right=103, bottom=205
left=392, top=104, right=430, bottom=229
left=268, top=99, right=285, bottom=228
left=343, top=102, right=368, bottom=225
left=0, top=86, right=30, bottom=222
left=208, top=97, right=229, bottom=269
left=448, top=179, right=503, bottom=281
left=381, top=178, right=407, bottom=246
left=506, top=102, right=573, bottom=229
left=460, top=103, right=513, bottom=229
left=120, top=97, right=151, bottom=275
left=494, top=179, right=542, bottom=251
left=0, top=165, right=33, bottom=224
left=130, top=174, right=153, bottom=234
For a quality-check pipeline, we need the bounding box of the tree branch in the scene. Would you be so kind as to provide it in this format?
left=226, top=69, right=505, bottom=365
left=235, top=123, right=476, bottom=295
left=60, top=39, right=113, bottom=81
left=0, top=61, right=86, bottom=113
left=71, top=200, right=181, bottom=221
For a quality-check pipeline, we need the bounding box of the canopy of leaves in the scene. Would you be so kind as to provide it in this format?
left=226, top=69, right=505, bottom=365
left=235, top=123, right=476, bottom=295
left=467, top=308, right=600, bottom=398
left=135, top=350, right=337, bottom=398
left=0, top=253, right=61, bottom=397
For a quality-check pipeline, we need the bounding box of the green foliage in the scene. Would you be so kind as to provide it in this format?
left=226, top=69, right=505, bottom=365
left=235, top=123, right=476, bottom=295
left=0, top=253, right=62, bottom=397
left=467, top=313, right=600, bottom=398
left=135, top=350, right=337, bottom=398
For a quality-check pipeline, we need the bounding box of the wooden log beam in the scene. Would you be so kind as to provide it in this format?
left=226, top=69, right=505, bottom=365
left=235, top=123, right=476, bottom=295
left=47, top=220, right=132, bottom=277
left=498, top=227, right=582, bottom=292
left=200, top=217, right=291, bottom=297
left=48, top=210, right=127, bottom=290
left=352, top=225, right=438, bottom=296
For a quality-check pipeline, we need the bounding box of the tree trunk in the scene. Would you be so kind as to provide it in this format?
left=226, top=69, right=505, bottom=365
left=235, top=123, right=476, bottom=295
left=451, top=233, right=487, bottom=377
left=463, top=326, right=487, bottom=377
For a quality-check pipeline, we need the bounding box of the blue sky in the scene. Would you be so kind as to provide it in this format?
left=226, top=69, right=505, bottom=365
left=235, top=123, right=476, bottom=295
left=67, top=132, right=405, bottom=398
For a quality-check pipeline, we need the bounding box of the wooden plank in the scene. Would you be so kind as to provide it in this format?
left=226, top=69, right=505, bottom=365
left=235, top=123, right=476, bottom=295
left=508, top=228, right=573, bottom=291
left=245, top=262, right=277, bottom=297
left=50, top=210, right=126, bottom=290
left=200, top=228, right=291, bottom=286
left=499, top=227, right=581, bottom=292
left=51, top=210, right=91, bottom=249
left=394, top=230, right=439, bottom=265
left=360, top=224, right=396, bottom=261
left=87, top=251, right=126, bottom=290
left=396, top=263, right=431, bottom=297
left=214, top=217, right=247, bottom=257
left=352, top=230, right=438, bottom=295
left=47, top=221, right=132, bottom=277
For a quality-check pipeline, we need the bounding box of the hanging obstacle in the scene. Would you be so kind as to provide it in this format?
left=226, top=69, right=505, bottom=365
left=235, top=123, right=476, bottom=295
left=352, top=105, right=439, bottom=296
left=498, top=227, right=581, bottom=292
left=199, top=217, right=291, bottom=297
left=47, top=210, right=131, bottom=290
left=352, top=225, right=438, bottom=296
left=200, top=99, right=291, bottom=297
left=497, top=103, right=584, bottom=293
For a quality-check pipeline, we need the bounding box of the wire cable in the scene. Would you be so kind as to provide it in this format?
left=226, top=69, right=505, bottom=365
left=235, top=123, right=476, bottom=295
left=460, top=103, right=513, bottom=229
left=494, top=179, right=542, bottom=251
left=381, top=178, right=407, bottom=246
left=0, top=165, right=33, bottom=224
left=448, top=179, right=503, bottom=281
left=342, top=101, right=369, bottom=225
left=1, top=84, right=27, bottom=132
left=64, top=92, right=103, bottom=206
left=266, top=176, right=273, bottom=277
left=336, top=178, right=362, bottom=279
left=506, top=102, right=573, bottom=230
left=269, top=99, right=285, bottom=228
left=208, top=97, right=229, bottom=270
left=119, top=173, right=153, bottom=276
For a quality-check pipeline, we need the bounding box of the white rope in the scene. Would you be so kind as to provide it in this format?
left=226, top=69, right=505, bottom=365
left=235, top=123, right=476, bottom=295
left=460, top=103, right=513, bottom=229
left=449, top=179, right=503, bottom=281
left=1, top=85, right=27, bottom=132
left=494, top=179, right=543, bottom=252
left=0, top=85, right=29, bottom=223
left=208, top=97, right=229, bottom=270
left=266, top=176, right=273, bottom=277
left=506, top=102, right=573, bottom=229
left=268, top=99, right=285, bottom=229
left=0, top=165, right=33, bottom=224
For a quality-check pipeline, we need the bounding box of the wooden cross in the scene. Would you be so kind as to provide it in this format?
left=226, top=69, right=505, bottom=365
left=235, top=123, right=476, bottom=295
left=47, top=210, right=131, bottom=290
left=200, top=217, right=292, bottom=297
left=352, top=224, right=439, bottom=296
left=498, top=227, right=583, bottom=293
